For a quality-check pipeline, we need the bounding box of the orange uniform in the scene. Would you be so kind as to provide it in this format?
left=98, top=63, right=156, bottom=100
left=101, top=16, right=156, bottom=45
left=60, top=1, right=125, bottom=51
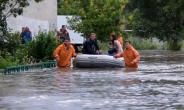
left=53, top=43, right=76, bottom=67
left=117, top=36, right=123, bottom=46
left=116, top=45, right=140, bottom=68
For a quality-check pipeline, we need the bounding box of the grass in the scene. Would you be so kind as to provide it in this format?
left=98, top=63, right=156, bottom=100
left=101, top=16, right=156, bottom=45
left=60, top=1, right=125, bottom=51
left=127, top=36, right=158, bottom=50
left=165, top=41, right=183, bottom=51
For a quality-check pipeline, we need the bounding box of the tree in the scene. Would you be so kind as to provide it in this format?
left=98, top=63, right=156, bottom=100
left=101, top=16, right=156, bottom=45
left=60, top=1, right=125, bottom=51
left=58, top=0, right=128, bottom=41
left=124, top=0, right=184, bottom=50
left=0, top=0, right=43, bottom=57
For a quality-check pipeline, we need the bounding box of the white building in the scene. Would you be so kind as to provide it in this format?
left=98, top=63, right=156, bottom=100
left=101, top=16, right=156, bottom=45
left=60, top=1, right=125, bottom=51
left=6, top=0, right=57, bottom=37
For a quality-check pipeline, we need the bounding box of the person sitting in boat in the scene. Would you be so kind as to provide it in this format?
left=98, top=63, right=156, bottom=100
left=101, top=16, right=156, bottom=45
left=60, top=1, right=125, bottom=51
left=107, top=33, right=123, bottom=56
left=114, top=40, right=140, bottom=68
left=53, top=37, right=77, bottom=67
left=82, top=33, right=102, bottom=54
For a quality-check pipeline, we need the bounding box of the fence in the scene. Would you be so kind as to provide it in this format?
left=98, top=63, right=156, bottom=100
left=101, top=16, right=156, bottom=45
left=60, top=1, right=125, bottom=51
left=0, top=62, right=56, bottom=75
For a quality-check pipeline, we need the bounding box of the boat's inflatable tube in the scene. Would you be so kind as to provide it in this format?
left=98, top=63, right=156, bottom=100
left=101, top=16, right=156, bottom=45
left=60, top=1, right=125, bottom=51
left=73, top=54, right=125, bottom=68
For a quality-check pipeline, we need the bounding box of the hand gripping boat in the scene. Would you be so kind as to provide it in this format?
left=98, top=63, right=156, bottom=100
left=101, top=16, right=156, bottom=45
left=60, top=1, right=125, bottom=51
left=73, top=54, right=125, bottom=68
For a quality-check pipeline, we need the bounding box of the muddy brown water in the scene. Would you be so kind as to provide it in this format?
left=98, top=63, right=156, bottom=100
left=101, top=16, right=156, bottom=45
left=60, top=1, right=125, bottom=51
left=0, top=50, right=184, bottom=110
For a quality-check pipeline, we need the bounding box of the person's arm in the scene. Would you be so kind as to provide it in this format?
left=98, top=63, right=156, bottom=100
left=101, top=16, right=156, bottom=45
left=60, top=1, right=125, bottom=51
left=30, top=32, right=32, bottom=40
left=53, top=45, right=62, bottom=60
left=86, top=42, right=98, bottom=54
left=108, top=46, right=112, bottom=49
left=66, top=29, right=69, bottom=34
left=18, top=32, right=22, bottom=38
left=72, top=47, right=77, bottom=57
left=114, top=41, right=122, bottom=54
left=57, top=31, right=60, bottom=36
left=71, top=45, right=77, bottom=57
left=132, top=50, right=140, bottom=63
left=65, top=30, right=69, bottom=37
left=95, top=40, right=100, bottom=51
left=114, top=52, right=123, bottom=58
left=56, top=31, right=61, bottom=41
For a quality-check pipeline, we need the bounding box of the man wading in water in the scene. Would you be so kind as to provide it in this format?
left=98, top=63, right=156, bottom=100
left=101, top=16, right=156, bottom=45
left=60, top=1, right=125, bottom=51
left=114, top=40, right=140, bottom=68
left=53, top=37, right=77, bottom=67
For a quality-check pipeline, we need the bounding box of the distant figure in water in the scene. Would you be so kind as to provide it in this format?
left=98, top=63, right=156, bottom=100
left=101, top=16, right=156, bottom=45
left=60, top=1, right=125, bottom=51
left=114, top=40, right=140, bottom=68
left=53, top=37, right=77, bottom=67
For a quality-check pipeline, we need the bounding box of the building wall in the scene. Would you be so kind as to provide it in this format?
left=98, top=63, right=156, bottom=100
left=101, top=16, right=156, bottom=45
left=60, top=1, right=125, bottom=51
left=6, top=0, right=57, bottom=37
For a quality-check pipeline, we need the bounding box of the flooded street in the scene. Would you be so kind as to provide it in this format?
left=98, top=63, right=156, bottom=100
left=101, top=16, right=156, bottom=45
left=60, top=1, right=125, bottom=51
left=0, top=50, right=184, bottom=110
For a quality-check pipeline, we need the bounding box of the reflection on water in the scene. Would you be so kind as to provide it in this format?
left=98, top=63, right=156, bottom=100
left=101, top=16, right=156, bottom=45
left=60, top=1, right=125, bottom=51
left=0, top=50, right=184, bottom=110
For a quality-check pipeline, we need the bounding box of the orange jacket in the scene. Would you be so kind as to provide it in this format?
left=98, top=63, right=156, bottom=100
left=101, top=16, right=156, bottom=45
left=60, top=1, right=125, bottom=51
left=116, top=45, right=140, bottom=68
left=53, top=43, right=76, bottom=67
left=117, top=36, right=123, bottom=46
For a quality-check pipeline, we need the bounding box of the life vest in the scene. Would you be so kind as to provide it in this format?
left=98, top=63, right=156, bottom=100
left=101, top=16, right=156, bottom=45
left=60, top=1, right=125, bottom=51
left=117, top=36, right=123, bottom=46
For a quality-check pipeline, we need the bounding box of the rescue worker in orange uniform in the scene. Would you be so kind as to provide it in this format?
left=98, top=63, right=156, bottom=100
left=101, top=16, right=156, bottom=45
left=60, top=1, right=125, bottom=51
left=53, top=37, right=77, bottom=67
left=114, top=40, right=140, bottom=68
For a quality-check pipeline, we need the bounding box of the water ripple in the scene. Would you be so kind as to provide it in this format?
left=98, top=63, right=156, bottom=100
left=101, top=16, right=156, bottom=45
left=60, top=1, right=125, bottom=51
left=0, top=51, right=184, bottom=110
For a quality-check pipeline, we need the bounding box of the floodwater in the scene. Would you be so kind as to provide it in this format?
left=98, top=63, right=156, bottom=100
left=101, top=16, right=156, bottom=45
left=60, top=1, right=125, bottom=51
left=0, top=50, right=184, bottom=110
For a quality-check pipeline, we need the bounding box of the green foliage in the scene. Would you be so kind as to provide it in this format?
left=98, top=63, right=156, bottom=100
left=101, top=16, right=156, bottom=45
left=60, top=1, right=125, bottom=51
left=0, top=31, right=59, bottom=68
left=166, top=41, right=183, bottom=51
left=124, top=0, right=184, bottom=50
left=98, top=40, right=110, bottom=52
left=58, top=0, right=128, bottom=41
left=126, top=36, right=158, bottom=50
left=0, top=0, right=43, bottom=58
left=14, top=46, right=28, bottom=64
left=0, top=57, right=17, bottom=69
left=0, top=32, right=23, bottom=58
left=27, top=31, right=59, bottom=62
left=22, top=55, right=36, bottom=64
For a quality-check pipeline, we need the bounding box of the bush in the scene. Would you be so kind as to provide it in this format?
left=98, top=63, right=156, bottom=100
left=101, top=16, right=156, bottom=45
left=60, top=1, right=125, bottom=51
left=22, top=55, right=36, bottom=64
left=98, top=40, right=110, bottom=52
left=0, top=32, right=22, bottom=58
left=166, top=41, right=183, bottom=51
left=14, top=45, right=28, bottom=64
left=0, top=31, right=60, bottom=68
left=0, top=57, right=17, bottom=69
left=127, top=36, right=158, bottom=50
left=27, top=31, right=59, bottom=62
